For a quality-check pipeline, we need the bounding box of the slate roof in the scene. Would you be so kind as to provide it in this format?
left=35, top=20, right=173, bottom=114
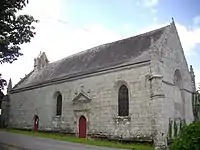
left=13, top=25, right=170, bottom=91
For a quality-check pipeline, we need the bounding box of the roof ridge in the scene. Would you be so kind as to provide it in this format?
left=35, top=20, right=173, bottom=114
left=48, top=24, right=170, bottom=65
left=86, top=24, right=170, bottom=48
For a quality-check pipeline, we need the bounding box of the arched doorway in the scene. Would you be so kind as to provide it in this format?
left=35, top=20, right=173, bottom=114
left=79, top=116, right=86, bottom=138
left=33, top=115, right=39, bottom=131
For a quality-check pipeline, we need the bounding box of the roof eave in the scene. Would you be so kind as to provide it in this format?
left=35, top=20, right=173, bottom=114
left=10, top=60, right=150, bottom=93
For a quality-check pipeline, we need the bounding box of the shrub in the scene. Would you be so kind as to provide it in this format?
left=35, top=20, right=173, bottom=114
left=170, top=121, right=200, bottom=150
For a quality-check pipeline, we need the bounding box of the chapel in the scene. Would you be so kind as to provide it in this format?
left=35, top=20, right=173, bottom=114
left=4, top=20, right=195, bottom=148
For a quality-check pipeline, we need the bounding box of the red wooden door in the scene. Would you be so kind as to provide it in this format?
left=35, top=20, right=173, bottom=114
left=34, top=115, right=39, bottom=131
left=79, top=116, right=86, bottom=138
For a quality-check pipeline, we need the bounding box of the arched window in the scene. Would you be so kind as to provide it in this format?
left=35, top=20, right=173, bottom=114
left=118, top=85, right=129, bottom=116
left=56, top=94, right=62, bottom=116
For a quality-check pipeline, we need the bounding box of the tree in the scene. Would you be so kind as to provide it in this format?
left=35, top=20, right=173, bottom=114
left=0, top=90, right=4, bottom=108
left=170, top=122, right=200, bottom=150
left=0, top=0, right=38, bottom=89
left=0, top=74, right=6, bottom=90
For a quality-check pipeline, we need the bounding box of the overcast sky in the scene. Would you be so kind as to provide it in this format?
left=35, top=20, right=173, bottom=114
left=1, top=0, right=200, bottom=93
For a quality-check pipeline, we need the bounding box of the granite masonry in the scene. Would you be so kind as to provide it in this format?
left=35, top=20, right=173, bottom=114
left=4, top=20, right=195, bottom=149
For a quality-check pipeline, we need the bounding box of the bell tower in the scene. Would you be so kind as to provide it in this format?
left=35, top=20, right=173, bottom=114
left=34, top=52, right=49, bottom=71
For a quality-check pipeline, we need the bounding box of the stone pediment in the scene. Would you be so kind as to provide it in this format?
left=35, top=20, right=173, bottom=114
left=72, top=92, right=91, bottom=104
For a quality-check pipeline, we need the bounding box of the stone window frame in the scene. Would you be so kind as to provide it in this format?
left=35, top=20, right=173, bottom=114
left=54, top=91, right=62, bottom=116
left=114, top=80, right=130, bottom=117
left=56, top=94, right=62, bottom=116
left=118, top=84, right=129, bottom=116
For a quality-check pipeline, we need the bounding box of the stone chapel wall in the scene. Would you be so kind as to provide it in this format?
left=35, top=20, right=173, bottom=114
left=160, top=22, right=194, bottom=135
left=9, top=62, right=153, bottom=141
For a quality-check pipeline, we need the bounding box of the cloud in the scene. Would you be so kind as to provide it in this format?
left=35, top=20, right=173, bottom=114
left=17, top=0, right=63, bottom=19
left=150, top=8, right=158, bottom=13
left=175, top=23, right=200, bottom=55
left=0, top=0, right=122, bottom=91
left=136, top=22, right=168, bottom=34
left=153, top=17, right=158, bottom=22
left=71, top=24, right=121, bottom=50
left=0, top=0, right=63, bottom=92
left=136, top=20, right=200, bottom=56
left=122, top=24, right=134, bottom=34
left=193, top=16, right=200, bottom=27
left=137, top=0, right=159, bottom=8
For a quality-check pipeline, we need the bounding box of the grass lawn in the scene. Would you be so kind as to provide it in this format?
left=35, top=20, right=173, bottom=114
left=3, top=129, right=154, bottom=150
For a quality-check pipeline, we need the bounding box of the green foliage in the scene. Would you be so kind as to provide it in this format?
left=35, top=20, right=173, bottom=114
left=0, top=0, right=38, bottom=64
left=173, top=121, right=178, bottom=137
left=179, top=119, right=186, bottom=132
left=168, top=119, right=173, bottom=139
left=0, top=90, right=4, bottom=108
left=170, top=122, right=200, bottom=150
left=0, top=0, right=38, bottom=89
left=192, top=92, right=200, bottom=122
left=0, top=74, right=7, bottom=90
